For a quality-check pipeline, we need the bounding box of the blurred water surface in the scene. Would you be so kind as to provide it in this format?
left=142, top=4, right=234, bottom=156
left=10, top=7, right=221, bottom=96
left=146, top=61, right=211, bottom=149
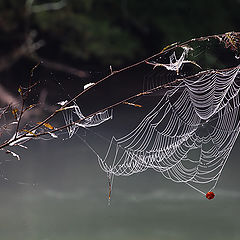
left=0, top=135, right=240, bottom=240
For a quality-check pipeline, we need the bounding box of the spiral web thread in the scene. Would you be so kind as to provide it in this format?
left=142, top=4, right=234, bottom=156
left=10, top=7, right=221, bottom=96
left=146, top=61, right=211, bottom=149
left=56, top=32, right=240, bottom=197
left=95, top=65, right=240, bottom=195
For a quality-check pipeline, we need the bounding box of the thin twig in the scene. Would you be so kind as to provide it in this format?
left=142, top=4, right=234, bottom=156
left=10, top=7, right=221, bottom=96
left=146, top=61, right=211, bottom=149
left=0, top=32, right=239, bottom=149
left=13, top=63, right=41, bottom=140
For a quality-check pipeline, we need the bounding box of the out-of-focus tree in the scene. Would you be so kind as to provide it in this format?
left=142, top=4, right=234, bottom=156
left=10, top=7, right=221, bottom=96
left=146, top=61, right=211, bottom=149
left=0, top=0, right=239, bottom=73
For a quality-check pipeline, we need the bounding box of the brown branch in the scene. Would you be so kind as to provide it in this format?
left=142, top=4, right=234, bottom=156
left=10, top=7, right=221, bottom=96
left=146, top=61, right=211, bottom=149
left=2, top=64, right=239, bottom=149
left=0, top=32, right=239, bottom=149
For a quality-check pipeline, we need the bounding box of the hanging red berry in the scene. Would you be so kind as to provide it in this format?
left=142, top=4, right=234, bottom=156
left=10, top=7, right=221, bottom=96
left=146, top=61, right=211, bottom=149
left=206, top=191, right=215, bottom=200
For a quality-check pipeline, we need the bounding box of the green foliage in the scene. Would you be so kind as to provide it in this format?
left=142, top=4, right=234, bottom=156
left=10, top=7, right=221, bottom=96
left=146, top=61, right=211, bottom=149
left=35, top=7, right=141, bottom=65
left=0, top=0, right=239, bottom=67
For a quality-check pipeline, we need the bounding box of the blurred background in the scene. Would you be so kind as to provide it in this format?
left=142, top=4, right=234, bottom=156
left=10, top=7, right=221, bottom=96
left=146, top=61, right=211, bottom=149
left=0, top=0, right=240, bottom=240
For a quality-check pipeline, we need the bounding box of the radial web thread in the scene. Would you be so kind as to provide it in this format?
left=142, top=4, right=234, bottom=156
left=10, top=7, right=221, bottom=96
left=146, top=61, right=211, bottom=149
left=96, top=66, right=240, bottom=194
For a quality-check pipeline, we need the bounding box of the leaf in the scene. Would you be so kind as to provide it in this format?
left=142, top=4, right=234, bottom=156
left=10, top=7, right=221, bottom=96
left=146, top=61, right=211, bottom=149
left=123, top=102, right=142, bottom=108
left=22, top=129, right=37, bottom=137
left=23, top=104, right=37, bottom=113
left=11, top=108, right=18, bottom=119
left=18, top=86, right=22, bottom=95
left=37, top=122, right=54, bottom=130
left=43, top=123, right=54, bottom=130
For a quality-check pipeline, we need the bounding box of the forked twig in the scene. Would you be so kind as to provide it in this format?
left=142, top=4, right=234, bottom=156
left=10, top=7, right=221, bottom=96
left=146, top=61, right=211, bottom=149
left=0, top=32, right=239, bottom=149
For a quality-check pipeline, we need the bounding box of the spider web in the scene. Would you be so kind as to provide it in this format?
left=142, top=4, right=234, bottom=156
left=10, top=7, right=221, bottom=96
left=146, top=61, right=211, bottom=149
left=95, top=65, right=239, bottom=193
left=59, top=102, right=112, bottom=138
left=60, top=32, right=240, bottom=196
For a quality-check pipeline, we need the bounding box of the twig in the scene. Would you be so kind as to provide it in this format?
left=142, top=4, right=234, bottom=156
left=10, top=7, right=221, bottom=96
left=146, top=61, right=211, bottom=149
left=13, top=62, right=41, bottom=140
left=0, top=32, right=239, bottom=149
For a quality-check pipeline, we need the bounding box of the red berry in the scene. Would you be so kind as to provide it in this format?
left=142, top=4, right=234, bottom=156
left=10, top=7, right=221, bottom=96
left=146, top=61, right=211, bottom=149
left=206, top=191, right=215, bottom=200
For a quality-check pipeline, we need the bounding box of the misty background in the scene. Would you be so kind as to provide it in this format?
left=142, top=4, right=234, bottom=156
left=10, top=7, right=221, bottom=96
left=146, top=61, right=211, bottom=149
left=0, top=0, right=240, bottom=240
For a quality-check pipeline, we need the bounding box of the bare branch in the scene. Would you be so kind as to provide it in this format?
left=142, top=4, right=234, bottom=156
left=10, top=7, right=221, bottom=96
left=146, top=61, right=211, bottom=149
left=0, top=32, right=239, bottom=150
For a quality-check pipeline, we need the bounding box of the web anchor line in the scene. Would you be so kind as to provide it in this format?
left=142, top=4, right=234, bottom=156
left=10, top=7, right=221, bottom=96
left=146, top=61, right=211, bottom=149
left=60, top=66, right=240, bottom=200
left=95, top=65, right=240, bottom=198
left=57, top=33, right=240, bottom=200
